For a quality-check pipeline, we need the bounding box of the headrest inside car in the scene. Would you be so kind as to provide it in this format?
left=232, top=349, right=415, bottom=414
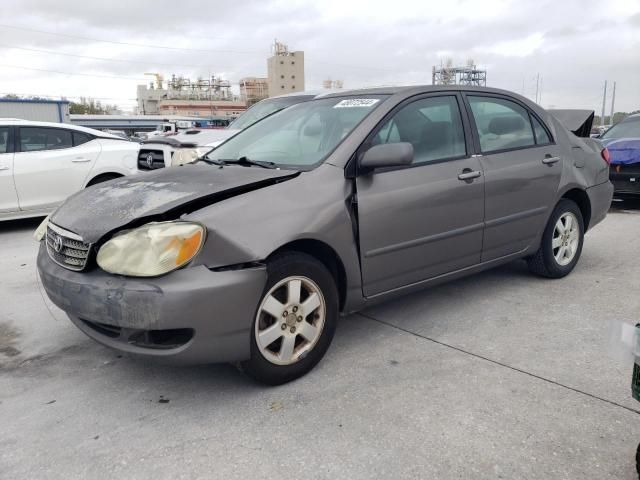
left=488, top=115, right=525, bottom=135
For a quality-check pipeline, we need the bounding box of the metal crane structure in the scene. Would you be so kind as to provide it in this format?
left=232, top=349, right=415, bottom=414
left=164, top=74, right=233, bottom=101
left=144, top=73, right=164, bottom=90
left=432, top=59, right=487, bottom=87
left=322, top=79, right=344, bottom=89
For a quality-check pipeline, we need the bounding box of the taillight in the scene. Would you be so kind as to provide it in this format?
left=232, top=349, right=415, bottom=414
left=601, top=148, right=611, bottom=165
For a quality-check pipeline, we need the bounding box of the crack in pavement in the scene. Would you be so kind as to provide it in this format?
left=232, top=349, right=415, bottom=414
left=356, top=312, right=640, bottom=416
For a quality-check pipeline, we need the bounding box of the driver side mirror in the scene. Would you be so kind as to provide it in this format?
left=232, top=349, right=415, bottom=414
left=359, top=142, right=414, bottom=172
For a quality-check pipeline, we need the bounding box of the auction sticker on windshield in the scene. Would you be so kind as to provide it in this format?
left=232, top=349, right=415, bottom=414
left=334, top=99, right=380, bottom=108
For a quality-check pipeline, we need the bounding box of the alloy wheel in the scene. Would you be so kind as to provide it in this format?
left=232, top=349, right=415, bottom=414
left=552, top=212, right=580, bottom=266
left=255, top=276, right=326, bottom=366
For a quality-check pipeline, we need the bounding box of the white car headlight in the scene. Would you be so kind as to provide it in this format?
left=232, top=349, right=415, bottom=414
left=96, top=221, right=206, bottom=277
left=171, top=147, right=212, bottom=166
left=34, top=215, right=50, bottom=242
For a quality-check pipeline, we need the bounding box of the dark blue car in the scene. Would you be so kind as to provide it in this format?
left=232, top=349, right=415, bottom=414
left=600, top=114, right=640, bottom=197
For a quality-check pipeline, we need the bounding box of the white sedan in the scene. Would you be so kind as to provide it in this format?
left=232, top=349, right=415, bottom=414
left=0, top=119, right=139, bottom=221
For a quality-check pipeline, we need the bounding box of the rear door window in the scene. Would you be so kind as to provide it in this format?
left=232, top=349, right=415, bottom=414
left=468, top=96, right=536, bottom=153
left=19, top=127, right=73, bottom=152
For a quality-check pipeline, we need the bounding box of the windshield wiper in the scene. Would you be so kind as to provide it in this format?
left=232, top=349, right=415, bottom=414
left=199, top=157, right=227, bottom=166
left=220, top=156, right=278, bottom=169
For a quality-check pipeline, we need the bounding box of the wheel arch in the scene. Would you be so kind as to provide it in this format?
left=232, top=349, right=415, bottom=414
left=85, top=172, right=123, bottom=187
left=560, top=188, right=591, bottom=231
left=268, top=239, right=348, bottom=312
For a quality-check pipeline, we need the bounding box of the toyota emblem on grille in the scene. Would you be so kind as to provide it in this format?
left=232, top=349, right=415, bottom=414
left=53, top=235, right=64, bottom=253
left=146, top=153, right=154, bottom=168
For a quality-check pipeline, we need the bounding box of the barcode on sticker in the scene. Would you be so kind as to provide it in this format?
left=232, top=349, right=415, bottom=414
left=334, top=99, right=380, bottom=108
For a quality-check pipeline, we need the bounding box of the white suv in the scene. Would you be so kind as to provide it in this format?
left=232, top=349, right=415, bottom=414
left=0, top=119, right=139, bottom=221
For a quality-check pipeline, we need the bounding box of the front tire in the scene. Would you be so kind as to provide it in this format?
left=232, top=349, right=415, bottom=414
left=242, top=252, right=338, bottom=385
left=527, top=199, right=584, bottom=278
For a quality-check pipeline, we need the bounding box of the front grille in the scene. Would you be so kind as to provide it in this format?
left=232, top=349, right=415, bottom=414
left=138, top=149, right=166, bottom=170
left=82, top=320, right=122, bottom=338
left=46, top=223, right=91, bottom=271
left=81, top=319, right=193, bottom=349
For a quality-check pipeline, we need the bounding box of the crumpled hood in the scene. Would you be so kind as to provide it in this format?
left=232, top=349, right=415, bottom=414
left=599, top=137, right=640, bottom=165
left=50, top=164, right=298, bottom=243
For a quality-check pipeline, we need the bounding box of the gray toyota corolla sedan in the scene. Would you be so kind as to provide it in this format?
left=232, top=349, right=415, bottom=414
left=36, top=86, right=613, bottom=385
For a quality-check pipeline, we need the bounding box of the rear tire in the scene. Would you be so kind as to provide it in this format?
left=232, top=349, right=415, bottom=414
left=527, top=199, right=584, bottom=278
left=241, top=252, right=338, bottom=385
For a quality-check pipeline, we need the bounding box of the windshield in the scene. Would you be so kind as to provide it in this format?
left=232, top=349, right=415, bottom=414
left=601, top=117, right=640, bottom=140
left=206, top=95, right=387, bottom=169
left=230, top=96, right=312, bottom=131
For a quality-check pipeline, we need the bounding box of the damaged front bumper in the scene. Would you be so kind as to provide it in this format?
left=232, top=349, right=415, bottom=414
left=37, top=244, right=267, bottom=365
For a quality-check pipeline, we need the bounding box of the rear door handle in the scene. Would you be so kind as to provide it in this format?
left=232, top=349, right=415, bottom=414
left=71, top=157, right=91, bottom=163
left=458, top=170, right=482, bottom=181
left=0, top=166, right=9, bottom=171
left=542, top=155, right=560, bottom=165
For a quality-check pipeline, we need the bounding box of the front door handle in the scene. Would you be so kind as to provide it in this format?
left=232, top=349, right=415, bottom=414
left=458, top=170, right=482, bottom=181
left=542, top=155, right=560, bottom=165
left=0, top=166, right=9, bottom=171
left=71, top=157, right=91, bottom=163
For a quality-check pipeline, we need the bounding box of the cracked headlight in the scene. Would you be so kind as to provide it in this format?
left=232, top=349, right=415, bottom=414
left=97, top=221, right=206, bottom=277
left=171, top=147, right=212, bottom=166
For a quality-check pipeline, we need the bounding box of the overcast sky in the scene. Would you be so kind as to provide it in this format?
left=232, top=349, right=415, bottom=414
left=2, top=0, right=639, bottom=113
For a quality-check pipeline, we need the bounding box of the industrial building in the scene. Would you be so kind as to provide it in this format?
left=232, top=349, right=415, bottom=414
left=135, top=41, right=305, bottom=113
left=240, top=77, right=269, bottom=106
left=136, top=74, right=246, bottom=118
left=0, top=98, right=70, bottom=123
left=432, top=59, right=487, bottom=86
left=267, top=41, right=305, bottom=97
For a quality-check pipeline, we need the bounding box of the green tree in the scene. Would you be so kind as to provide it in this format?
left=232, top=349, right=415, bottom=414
left=594, top=112, right=630, bottom=126
left=69, top=97, right=119, bottom=115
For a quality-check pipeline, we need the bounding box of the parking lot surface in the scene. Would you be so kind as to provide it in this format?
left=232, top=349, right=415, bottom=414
left=1, top=202, right=639, bottom=479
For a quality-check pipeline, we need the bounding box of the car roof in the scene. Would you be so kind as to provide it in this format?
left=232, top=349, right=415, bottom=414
left=256, top=85, right=531, bottom=106
left=269, top=88, right=358, bottom=100
left=318, top=85, right=537, bottom=98
left=269, top=92, right=318, bottom=100
left=619, top=113, right=640, bottom=122
left=0, top=118, right=126, bottom=139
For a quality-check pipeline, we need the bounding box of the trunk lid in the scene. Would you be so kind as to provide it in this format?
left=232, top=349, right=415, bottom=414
left=548, top=109, right=595, bottom=138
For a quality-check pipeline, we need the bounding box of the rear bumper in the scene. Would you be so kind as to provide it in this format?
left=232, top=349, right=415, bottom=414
left=586, top=181, right=613, bottom=230
left=610, top=165, right=640, bottom=196
left=37, top=244, right=267, bottom=365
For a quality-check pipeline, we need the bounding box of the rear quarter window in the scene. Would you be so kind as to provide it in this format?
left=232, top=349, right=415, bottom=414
left=73, top=131, right=94, bottom=146
left=531, top=116, right=551, bottom=145
left=0, top=127, right=9, bottom=153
